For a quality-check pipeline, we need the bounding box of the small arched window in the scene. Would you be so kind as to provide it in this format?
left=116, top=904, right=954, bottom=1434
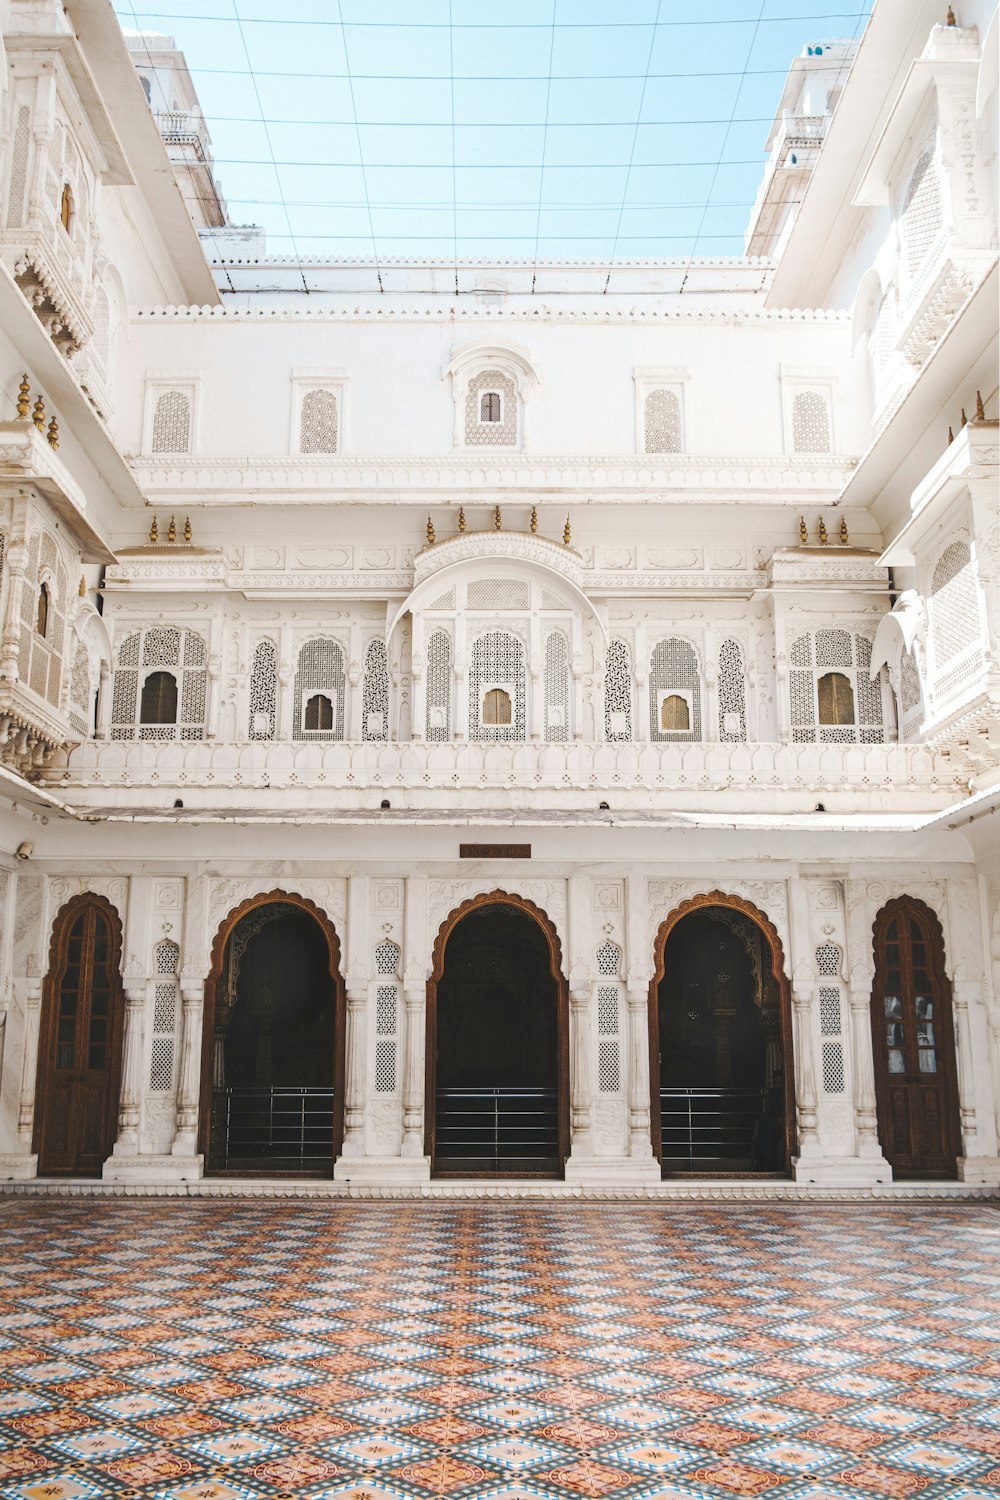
left=818, top=671, right=854, bottom=725
left=36, top=582, right=50, bottom=638
left=304, top=693, right=334, bottom=732
left=480, top=391, right=502, bottom=423
left=482, top=687, right=512, bottom=725
left=140, top=671, right=178, bottom=725
left=660, top=693, right=690, bottom=732
left=60, top=183, right=74, bottom=233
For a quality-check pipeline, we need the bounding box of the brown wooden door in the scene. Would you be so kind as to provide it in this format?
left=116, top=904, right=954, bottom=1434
left=871, top=900, right=960, bottom=1178
left=37, top=900, right=124, bottom=1175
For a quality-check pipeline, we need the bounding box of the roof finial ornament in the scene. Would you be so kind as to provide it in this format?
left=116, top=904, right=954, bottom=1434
left=530, top=505, right=538, bottom=535
left=426, top=515, right=435, bottom=547
left=149, top=516, right=159, bottom=544
left=32, top=395, right=45, bottom=431
left=798, top=515, right=808, bottom=545
left=183, top=516, right=192, bottom=544
left=839, top=516, right=849, bottom=546
left=16, top=374, right=30, bottom=420
left=46, top=416, right=58, bottom=450
left=817, top=515, right=828, bottom=545
left=975, top=390, right=985, bottom=420
left=494, top=505, right=502, bottom=531
left=948, top=426, right=954, bottom=444
left=563, top=515, right=572, bottom=546
left=79, top=574, right=86, bottom=598
left=457, top=505, right=466, bottom=533
left=946, top=7, right=957, bottom=25
left=960, top=407, right=967, bottom=428
left=167, top=515, right=177, bottom=543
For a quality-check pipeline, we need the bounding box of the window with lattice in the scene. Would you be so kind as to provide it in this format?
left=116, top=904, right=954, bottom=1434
left=425, top=630, right=452, bottom=740
left=598, top=1039, right=621, bottom=1093
left=649, top=638, right=701, bottom=742
left=150, top=390, right=191, bottom=454
left=470, top=631, right=525, bottom=741
left=818, top=671, right=854, bottom=726
left=248, top=639, right=277, bottom=740
left=374, top=1039, right=396, bottom=1093
left=6, top=107, right=30, bottom=228
left=373, top=934, right=400, bottom=1096
left=815, top=943, right=840, bottom=978
left=468, top=578, right=529, bottom=610
left=643, top=388, right=682, bottom=454
left=819, top=987, right=842, bottom=1037
left=929, top=541, right=980, bottom=671
left=604, top=641, right=632, bottom=742
left=821, top=1041, right=845, bottom=1093
left=67, top=640, right=91, bottom=737
left=788, top=631, right=885, bottom=745
left=870, top=291, right=897, bottom=373
left=544, top=631, right=570, bottom=742
left=465, top=369, right=517, bottom=447
left=792, top=390, right=831, bottom=453
left=111, top=625, right=208, bottom=741
left=293, top=638, right=345, bottom=740
left=596, top=941, right=621, bottom=978
left=900, top=648, right=922, bottom=722
left=300, top=389, right=338, bottom=454
left=717, top=639, right=747, bottom=742
left=901, top=147, right=943, bottom=279
left=597, top=986, right=620, bottom=1035
left=149, top=940, right=179, bottom=1095
left=363, top=639, right=389, bottom=741
left=91, top=288, right=110, bottom=371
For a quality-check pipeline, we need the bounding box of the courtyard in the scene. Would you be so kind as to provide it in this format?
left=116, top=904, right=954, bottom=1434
left=0, top=1201, right=996, bottom=1499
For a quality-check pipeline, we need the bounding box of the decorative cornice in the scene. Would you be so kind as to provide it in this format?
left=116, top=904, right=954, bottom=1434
left=133, top=302, right=851, bottom=326
left=413, top=531, right=583, bottom=588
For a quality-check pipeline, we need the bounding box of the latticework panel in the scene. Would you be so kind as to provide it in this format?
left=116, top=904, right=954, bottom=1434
left=598, top=1039, right=621, bottom=1093
left=821, top=1041, right=845, bottom=1093
left=649, top=637, right=701, bottom=742
left=871, top=291, right=897, bottom=371
left=604, top=640, right=632, bottom=742
left=819, top=987, right=842, bottom=1037
left=425, top=629, right=452, bottom=741
left=468, top=578, right=529, bottom=610
left=902, top=148, right=943, bottom=277
left=150, top=390, right=192, bottom=454
left=363, top=639, right=389, bottom=741
left=815, top=630, right=852, bottom=670
left=92, top=289, right=110, bottom=370
left=930, top=541, right=980, bottom=669
left=464, top=369, right=517, bottom=446
left=374, top=1039, right=396, bottom=1093
left=544, top=631, right=570, bottom=742
left=111, top=627, right=207, bottom=741
left=791, top=390, right=831, bottom=453
left=816, top=943, right=840, bottom=978
left=299, top=389, right=338, bottom=453
left=900, top=648, right=921, bottom=717
left=376, top=984, right=397, bottom=1037
left=469, top=630, right=526, bottom=742
left=717, top=638, right=747, bottom=742
left=293, top=638, right=346, bottom=740
left=375, top=939, right=400, bottom=976
left=596, top=941, right=621, bottom=978
left=6, top=107, right=30, bottom=227
left=248, top=639, right=277, bottom=740
left=597, top=985, right=620, bottom=1036
left=643, top=388, right=682, bottom=453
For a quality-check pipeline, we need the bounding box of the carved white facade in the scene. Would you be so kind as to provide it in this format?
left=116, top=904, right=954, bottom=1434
left=0, top=0, right=997, bottom=1196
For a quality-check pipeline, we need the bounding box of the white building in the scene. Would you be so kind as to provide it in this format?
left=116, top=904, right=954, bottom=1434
left=0, top=0, right=997, bottom=1196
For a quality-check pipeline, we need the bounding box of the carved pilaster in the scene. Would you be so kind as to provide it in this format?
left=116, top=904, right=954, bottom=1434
left=16, top=977, right=42, bottom=1147
left=400, top=982, right=425, bottom=1158
left=847, top=977, right=888, bottom=1164
left=568, top=990, right=592, bottom=1156
left=110, top=984, right=145, bottom=1156
left=340, top=987, right=367, bottom=1157
left=791, top=980, right=821, bottom=1159
left=171, top=984, right=203, bottom=1156
left=626, top=984, right=655, bottom=1161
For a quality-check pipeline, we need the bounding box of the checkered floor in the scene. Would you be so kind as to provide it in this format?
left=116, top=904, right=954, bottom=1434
left=0, top=1200, right=997, bottom=1500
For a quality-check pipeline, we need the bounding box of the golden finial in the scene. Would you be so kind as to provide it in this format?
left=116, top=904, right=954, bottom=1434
left=818, top=516, right=828, bottom=545
left=960, top=408, right=967, bottom=428
left=78, top=574, right=86, bottom=598
left=426, top=515, right=435, bottom=546
left=839, top=516, right=849, bottom=545
left=975, top=390, right=985, bottom=421
left=494, top=505, right=502, bottom=531
left=16, top=374, right=30, bottom=420
left=167, top=515, right=177, bottom=543
left=946, top=6, right=957, bottom=25
left=530, top=505, right=538, bottom=535
left=563, top=515, right=572, bottom=546
left=183, top=515, right=192, bottom=544
left=46, top=416, right=58, bottom=450
left=149, top=516, right=159, bottom=544
left=457, top=505, right=466, bottom=533
left=948, top=426, right=954, bottom=444
left=32, top=395, right=45, bottom=431
left=798, top=515, right=808, bottom=545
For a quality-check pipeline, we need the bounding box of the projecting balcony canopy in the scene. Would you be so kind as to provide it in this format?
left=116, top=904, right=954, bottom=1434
left=388, top=530, right=608, bottom=646
left=869, top=591, right=923, bottom=677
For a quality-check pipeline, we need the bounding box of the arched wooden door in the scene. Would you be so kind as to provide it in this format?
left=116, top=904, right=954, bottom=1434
left=871, top=897, right=961, bottom=1178
left=35, top=895, right=125, bottom=1175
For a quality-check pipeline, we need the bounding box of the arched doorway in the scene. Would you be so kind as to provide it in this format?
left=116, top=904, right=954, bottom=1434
left=426, top=892, right=569, bottom=1177
left=35, top=894, right=125, bottom=1176
left=871, top=896, right=961, bottom=1178
left=649, top=892, right=795, bottom=1176
left=199, top=892, right=345, bottom=1176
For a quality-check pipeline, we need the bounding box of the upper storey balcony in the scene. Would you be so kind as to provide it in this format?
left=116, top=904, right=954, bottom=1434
left=745, top=113, right=828, bottom=259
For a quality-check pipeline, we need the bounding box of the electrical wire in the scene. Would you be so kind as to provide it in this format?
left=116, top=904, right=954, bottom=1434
left=603, top=0, right=663, bottom=293
left=531, top=0, right=558, bottom=295
left=121, top=10, right=871, bottom=30
left=336, top=0, right=383, bottom=291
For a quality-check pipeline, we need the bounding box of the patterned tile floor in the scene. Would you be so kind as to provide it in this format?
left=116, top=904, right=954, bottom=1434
left=0, top=1201, right=997, bottom=1500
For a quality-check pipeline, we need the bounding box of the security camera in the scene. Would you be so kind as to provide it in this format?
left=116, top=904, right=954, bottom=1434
left=14, top=841, right=32, bottom=860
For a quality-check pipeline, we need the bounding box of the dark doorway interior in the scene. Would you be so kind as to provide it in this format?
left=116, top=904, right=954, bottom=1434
left=658, top=909, right=786, bottom=1175
left=209, top=904, right=336, bottom=1174
left=434, top=903, right=560, bottom=1175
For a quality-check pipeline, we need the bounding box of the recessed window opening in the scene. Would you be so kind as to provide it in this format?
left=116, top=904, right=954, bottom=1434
left=479, top=391, right=502, bottom=424
left=60, top=183, right=73, bottom=233
left=660, top=693, right=690, bottom=732
left=482, top=687, right=512, bottom=725
left=36, top=582, right=50, bottom=638
left=140, top=671, right=178, bottom=725
left=304, top=692, right=334, bottom=732
left=818, top=671, right=854, bottom=725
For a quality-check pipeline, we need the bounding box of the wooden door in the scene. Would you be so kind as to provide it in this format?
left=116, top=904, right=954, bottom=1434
left=36, top=899, right=124, bottom=1175
left=871, top=899, right=960, bottom=1178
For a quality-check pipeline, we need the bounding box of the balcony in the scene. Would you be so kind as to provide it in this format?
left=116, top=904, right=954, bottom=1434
left=745, top=114, right=828, bottom=257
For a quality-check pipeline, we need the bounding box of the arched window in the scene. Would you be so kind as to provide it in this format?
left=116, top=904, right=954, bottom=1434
left=482, top=687, right=512, bottom=725
left=604, top=640, right=632, bottom=742
left=644, top=389, right=682, bottom=454
left=304, top=693, right=333, bottom=732
left=426, top=630, right=452, bottom=741
left=36, top=582, right=50, bottom=638
left=362, top=639, right=389, bottom=741
left=817, top=671, right=854, bottom=725
left=480, top=391, right=502, bottom=423
left=140, top=671, right=178, bottom=725
left=151, top=390, right=192, bottom=454
left=248, top=639, right=277, bottom=740
left=901, top=149, right=943, bottom=278
left=792, top=390, right=831, bottom=453
left=465, top=369, right=517, bottom=447
left=60, top=183, right=73, bottom=233
left=929, top=540, right=980, bottom=671
left=660, top=694, right=690, bottom=732
left=299, top=389, right=338, bottom=454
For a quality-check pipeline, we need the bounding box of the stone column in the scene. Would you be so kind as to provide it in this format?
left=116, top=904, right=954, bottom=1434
left=16, top=977, right=42, bottom=1154
left=171, top=982, right=204, bottom=1160
left=847, top=972, right=888, bottom=1168
left=339, top=986, right=367, bottom=1158
left=790, top=970, right=822, bottom=1167
left=108, top=983, right=145, bottom=1159
left=96, top=662, right=112, bottom=739
left=568, top=989, right=593, bottom=1158
left=400, top=981, right=426, bottom=1158
left=626, top=982, right=657, bottom=1165
left=952, top=975, right=981, bottom=1154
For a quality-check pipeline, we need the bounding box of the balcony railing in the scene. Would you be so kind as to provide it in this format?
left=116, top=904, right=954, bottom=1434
left=211, top=1086, right=335, bottom=1173
left=434, top=1087, right=560, bottom=1174
left=660, top=1086, right=784, bottom=1173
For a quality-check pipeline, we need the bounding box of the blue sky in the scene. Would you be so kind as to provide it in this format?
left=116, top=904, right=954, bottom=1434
left=115, top=1, right=873, bottom=263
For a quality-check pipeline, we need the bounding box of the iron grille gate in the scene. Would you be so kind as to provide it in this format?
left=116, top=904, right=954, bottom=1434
left=213, top=1087, right=334, bottom=1172
left=435, top=1087, right=559, bottom=1172
left=660, top=1086, right=781, bottom=1173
